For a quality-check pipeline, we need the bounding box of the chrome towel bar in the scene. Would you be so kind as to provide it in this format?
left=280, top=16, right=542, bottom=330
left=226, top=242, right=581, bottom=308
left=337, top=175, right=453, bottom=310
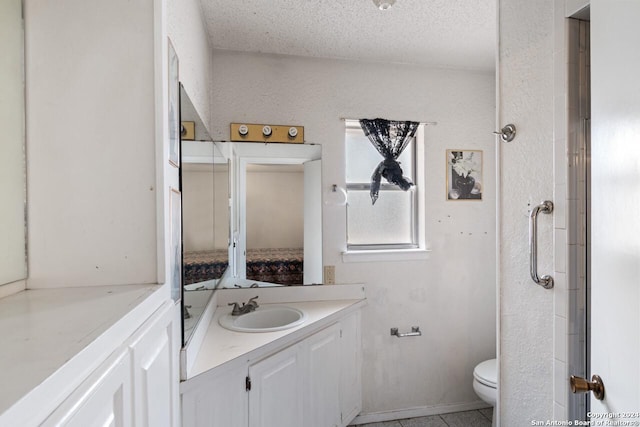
left=529, top=200, right=554, bottom=289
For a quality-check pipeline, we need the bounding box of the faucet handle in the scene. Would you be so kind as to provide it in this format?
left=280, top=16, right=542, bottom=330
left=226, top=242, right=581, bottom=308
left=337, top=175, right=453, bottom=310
left=228, top=302, right=241, bottom=315
left=248, top=296, right=259, bottom=307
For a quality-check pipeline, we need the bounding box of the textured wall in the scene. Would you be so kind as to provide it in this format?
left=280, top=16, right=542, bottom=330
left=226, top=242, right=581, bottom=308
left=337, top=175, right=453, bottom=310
left=211, top=50, right=496, bottom=417
left=498, top=0, right=556, bottom=423
left=167, top=0, right=212, bottom=131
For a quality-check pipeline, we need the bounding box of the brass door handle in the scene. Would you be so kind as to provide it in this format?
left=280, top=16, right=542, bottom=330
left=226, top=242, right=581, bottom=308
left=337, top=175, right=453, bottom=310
left=570, top=375, right=605, bottom=400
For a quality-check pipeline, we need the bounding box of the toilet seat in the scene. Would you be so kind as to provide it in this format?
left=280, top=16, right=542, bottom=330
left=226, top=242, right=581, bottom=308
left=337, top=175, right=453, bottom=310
left=473, top=358, right=497, bottom=388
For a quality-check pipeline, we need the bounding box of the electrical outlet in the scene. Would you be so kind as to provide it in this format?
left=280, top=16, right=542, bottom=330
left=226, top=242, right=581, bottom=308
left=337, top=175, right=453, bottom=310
left=323, top=265, right=335, bottom=285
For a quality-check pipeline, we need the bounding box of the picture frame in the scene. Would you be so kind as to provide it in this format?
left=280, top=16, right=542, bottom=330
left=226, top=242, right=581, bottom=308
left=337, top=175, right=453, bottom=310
left=168, top=39, right=180, bottom=168
left=446, top=149, right=483, bottom=200
left=169, top=187, right=182, bottom=302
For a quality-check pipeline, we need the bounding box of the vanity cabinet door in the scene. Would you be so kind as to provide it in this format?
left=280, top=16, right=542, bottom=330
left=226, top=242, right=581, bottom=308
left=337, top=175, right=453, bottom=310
left=339, top=311, right=362, bottom=426
left=181, top=361, right=248, bottom=427
left=181, top=309, right=363, bottom=427
left=129, top=302, right=177, bottom=427
left=42, top=349, right=133, bottom=427
left=248, top=343, right=303, bottom=427
left=43, top=302, right=178, bottom=427
left=249, top=323, right=343, bottom=427
left=304, top=323, right=341, bottom=427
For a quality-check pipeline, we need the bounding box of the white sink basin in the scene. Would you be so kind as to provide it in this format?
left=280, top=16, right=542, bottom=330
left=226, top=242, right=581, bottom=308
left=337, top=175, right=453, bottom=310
left=219, top=305, right=307, bottom=332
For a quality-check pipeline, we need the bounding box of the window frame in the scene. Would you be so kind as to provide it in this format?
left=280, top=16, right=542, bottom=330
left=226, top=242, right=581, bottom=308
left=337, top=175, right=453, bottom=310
left=343, top=121, right=425, bottom=253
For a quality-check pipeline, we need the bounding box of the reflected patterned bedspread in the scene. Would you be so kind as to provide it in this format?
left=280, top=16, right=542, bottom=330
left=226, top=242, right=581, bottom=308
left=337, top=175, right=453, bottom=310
left=245, top=248, right=303, bottom=286
left=183, top=248, right=304, bottom=286
left=183, top=250, right=228, bottom=285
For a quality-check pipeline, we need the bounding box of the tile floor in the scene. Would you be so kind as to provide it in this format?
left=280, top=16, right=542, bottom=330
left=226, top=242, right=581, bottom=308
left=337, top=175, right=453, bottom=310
left=350, top=408, right=493, bottom=427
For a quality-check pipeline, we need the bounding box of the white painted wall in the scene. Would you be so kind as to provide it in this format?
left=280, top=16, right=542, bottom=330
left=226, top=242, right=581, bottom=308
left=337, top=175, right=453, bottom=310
left=498, top=1, right=556, bottom=424
left=167, top=0, right=212, bottom=132
left=246, top=167, right=304, bottom=249
left=182, top=168, right=229, bottom=252
left=0, top=0, right=26, bottom=292
left=22, top=0, right=211, bottom=289
left=211, top=50, right=496, bottom=417
left=166, top=0, right=214, bottom=277
left=182, top=169, right=216, bottom=252
left=25, top=0, right=158, bottom=288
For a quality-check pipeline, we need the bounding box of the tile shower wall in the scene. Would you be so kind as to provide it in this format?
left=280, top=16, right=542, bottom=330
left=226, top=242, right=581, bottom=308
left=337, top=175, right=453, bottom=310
left=567, top=18, right=590, bottom=421
left=552, top=3, right=590, bottom=421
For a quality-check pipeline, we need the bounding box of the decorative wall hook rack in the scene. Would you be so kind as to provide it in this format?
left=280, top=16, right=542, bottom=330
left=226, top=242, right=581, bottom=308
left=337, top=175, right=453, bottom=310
left=494, top=124, right=517, bottom=142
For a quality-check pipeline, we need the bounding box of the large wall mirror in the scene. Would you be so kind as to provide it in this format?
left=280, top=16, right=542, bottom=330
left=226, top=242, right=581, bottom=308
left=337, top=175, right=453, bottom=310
left=180, top=86, right=230, bottom=345
left=179, top=89, right=325, bottom=346
left=0, top=0, right=27, bottom=290
left=226, top=142, right=323, bottom=288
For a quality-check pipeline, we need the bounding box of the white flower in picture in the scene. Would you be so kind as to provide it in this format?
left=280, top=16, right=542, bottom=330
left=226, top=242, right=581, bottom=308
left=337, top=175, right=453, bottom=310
left=449, top=151, right=479, bottom=178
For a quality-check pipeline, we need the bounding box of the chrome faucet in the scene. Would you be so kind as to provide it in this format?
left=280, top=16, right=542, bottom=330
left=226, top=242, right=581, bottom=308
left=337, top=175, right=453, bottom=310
left=228, top=296, right=259, bottom=316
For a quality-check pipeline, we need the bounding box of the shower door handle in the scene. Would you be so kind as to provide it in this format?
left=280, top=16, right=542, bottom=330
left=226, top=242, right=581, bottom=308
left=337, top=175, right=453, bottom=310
left=529, top=200, right=554, bottom=289
left=570, top=375, right=605, bottom=400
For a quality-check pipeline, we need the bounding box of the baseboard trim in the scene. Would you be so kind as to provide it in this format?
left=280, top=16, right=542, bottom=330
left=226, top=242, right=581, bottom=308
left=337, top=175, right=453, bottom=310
left=350, top=400, right=491, bottom=425
left=0, top=279, right=26, bottom=299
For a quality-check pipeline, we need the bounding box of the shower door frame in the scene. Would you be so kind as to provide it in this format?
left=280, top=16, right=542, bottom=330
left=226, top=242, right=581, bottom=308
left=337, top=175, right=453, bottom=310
left=564, top=14, right=591, bottom=421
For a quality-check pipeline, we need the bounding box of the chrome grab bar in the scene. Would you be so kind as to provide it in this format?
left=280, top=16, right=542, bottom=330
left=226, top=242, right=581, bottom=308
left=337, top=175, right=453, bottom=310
left=529, top=200, right=554, bottom=289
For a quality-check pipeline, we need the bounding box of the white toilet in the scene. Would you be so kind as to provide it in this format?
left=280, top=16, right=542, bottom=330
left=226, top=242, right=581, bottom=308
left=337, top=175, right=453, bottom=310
left=473, top=358, right=497, bottom=426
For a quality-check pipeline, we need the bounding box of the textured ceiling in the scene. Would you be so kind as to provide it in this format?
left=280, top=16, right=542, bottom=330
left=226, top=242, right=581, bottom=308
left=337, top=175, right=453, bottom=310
left=200, top=0, right=496, bottom=70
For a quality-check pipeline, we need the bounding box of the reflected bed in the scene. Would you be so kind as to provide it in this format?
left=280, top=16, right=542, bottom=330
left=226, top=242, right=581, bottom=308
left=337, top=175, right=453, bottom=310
left=183, top=248, right=303, bottom=286
left=183, top=249, right=228, bottom=285
left=245, top=248, right=303, bottom=285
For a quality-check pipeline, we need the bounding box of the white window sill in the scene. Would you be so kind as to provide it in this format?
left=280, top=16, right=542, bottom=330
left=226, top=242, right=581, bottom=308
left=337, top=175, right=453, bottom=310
left=341, top=248, right=431, bottom=263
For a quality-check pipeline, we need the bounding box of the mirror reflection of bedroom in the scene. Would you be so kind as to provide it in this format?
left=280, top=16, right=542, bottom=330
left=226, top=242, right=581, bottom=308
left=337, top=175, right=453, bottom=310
left=181, top=142, right=229, bottom=339
left=245, top=163, right=304, bottom=286
left=233, top=145, right=322, bottom=288
left=182, top=160, right=229, bottom=287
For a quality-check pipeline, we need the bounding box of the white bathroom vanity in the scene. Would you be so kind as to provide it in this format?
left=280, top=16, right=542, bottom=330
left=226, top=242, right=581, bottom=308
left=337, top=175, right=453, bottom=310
left=180, top=284, right=366, bottom=427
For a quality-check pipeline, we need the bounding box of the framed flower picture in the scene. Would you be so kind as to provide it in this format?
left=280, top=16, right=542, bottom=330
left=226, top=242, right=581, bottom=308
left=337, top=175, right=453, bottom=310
left=446, top=149, right=483, bottom=200
left=168, top=39, right=180, bottom=168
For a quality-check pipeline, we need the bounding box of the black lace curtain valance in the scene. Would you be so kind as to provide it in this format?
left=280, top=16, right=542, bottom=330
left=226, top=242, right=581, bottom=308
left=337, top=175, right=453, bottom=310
left=359, top=118, right=420, bottom=204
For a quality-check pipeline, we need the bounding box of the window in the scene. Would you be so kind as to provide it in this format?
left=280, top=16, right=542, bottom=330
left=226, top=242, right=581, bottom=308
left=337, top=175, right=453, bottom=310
left=344, top=121, right=423, bottom=251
